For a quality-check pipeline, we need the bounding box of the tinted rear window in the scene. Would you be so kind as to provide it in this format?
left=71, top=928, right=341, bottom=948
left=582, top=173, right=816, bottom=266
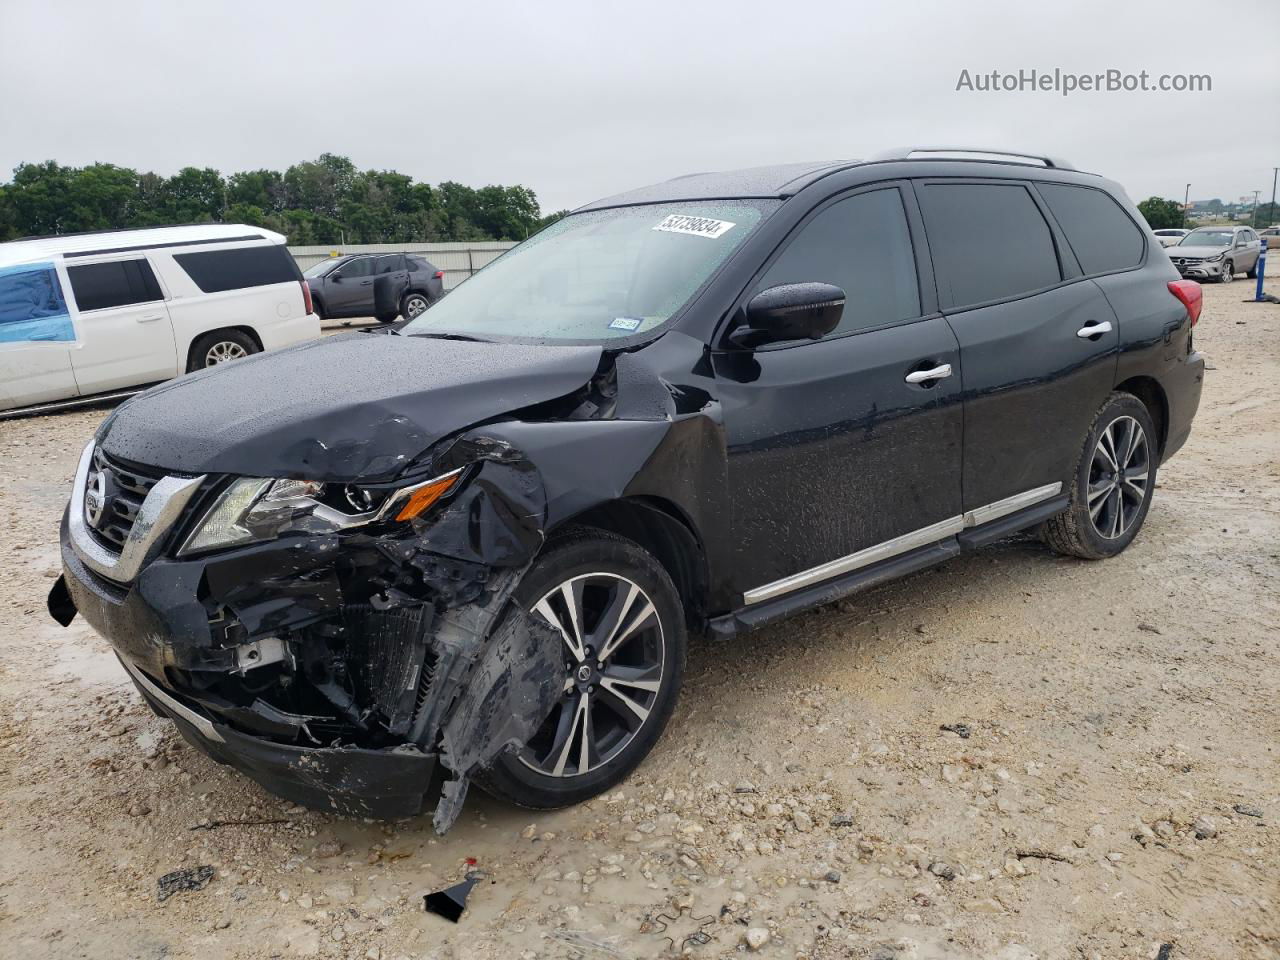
left=1038, top=183, right=1145, bottom=275
left=918, top=183, right=1062, bottom=308
left=67, top=258, right=163, bottom=311
left=174, top=244, right=301, bottom=293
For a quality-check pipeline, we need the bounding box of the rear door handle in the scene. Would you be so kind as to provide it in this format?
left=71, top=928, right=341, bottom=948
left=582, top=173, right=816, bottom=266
left=905, top=363, right=952, bottom=384
left=1076, top=320, right=1113, bottom=338
left=136, top=314, right=165, bottom=323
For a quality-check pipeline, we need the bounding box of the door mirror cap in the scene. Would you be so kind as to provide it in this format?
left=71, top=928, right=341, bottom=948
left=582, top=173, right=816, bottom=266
left=736, top=282, right=845, bottom=346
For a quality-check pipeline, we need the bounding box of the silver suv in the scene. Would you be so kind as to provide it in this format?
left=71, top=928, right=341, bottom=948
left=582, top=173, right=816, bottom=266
left=1169, top=225, right=1263, bottom=283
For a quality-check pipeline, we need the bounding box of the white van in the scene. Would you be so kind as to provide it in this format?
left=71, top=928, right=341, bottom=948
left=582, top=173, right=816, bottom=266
left=0, top=224, right=319, bottom=414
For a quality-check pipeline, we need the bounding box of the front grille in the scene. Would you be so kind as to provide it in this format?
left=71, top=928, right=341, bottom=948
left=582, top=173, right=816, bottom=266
left=87, top=449, right=168, bottom=551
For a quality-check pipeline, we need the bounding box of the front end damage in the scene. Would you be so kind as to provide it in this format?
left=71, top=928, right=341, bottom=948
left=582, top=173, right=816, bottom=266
left=51, top=435, right=568, bottom=832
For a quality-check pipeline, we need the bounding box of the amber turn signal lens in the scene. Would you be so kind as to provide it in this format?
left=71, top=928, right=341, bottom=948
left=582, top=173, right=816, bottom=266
left=394, top=472, right=462, bottom=522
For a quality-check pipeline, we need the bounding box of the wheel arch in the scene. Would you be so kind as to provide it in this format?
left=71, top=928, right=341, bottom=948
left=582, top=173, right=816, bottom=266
left=184, top=326, right=263, bottom=371
left=550, top=496, right=710, bottom=633
left=1115, top=375, right=1169, bottom=456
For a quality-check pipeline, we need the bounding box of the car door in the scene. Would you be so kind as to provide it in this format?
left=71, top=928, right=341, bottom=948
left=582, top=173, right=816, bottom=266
left=1237, top=229, right=1261, bottom=271
left=0, top=259, right=79, bottom=410
left=713, top=183, right=964, bottom=602
left=373, top=254, right=409, bottom=316
left=914, top=179, right=1119, bottom=514
left=63, top=256, right=177, bottom=394
left=325, top=256, right=375, bottom=315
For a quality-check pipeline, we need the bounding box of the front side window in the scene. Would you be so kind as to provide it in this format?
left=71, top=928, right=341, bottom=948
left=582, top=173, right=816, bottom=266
left=752, top=188, right=920, bottom=336
left=303, top=259, right=340, bottom=278
left=336, top=257, right=373, bottom=279
left=403, top=199, right=777, bottom=343
left=66, top=258, right=163, bottom=311
left=918, top=182, right=1062, bottom=309
left=1037, top=183, right=1145, bottom=275
left=0, top=262, right=73, bottom=343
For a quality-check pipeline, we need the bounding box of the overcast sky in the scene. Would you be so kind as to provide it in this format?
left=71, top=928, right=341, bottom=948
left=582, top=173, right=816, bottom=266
left=2, top=0, right=1276, bottom=214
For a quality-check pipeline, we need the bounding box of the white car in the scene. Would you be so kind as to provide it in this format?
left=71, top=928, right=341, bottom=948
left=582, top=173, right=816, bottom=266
left=1152, top=228, right=1189, bottom=248
left=0, top=224, right=319, bottom=414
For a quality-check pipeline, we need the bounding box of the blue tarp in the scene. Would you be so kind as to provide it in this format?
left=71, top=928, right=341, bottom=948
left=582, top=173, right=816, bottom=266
left=0, top=261, right=74, bottom=343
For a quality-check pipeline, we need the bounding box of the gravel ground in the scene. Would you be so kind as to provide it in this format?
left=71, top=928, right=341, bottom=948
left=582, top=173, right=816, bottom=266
left=0, top=279, right=1276, bottom=960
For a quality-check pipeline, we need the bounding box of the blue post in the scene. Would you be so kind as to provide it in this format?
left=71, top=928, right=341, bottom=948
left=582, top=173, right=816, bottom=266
left=1253, top=244, right=1267, bottom=301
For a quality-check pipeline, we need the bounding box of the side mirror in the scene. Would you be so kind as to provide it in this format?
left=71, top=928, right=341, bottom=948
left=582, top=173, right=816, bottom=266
left=733, top=282, right=845, bottom=347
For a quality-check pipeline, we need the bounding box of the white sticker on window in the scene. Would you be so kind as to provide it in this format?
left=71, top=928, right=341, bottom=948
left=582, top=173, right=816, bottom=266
left=609, top=317, right=642, bottom=331
left=653, top=214, right=736, bottom=239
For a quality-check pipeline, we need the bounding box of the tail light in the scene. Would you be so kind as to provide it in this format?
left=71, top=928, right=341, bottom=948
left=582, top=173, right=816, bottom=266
left=300, top=280, right=314, bottom=315
left=433, top=270, right=445, bottom=280
left=1167, top=279, right=1202, bottom=326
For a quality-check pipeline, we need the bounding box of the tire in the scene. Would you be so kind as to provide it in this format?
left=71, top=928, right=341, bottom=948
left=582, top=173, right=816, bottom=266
left=1218, top=260, right=1234, bottom=283
left=474, top=529, right=686, bottom=809
left=187, top=329, right=260, bottom=372
left=1041, top=392, right=1158, bottom=560
left=400, top=292, right=430, bottom=321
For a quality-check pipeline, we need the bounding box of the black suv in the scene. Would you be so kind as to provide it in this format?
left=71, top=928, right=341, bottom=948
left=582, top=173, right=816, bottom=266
left=304, top=253, right=445, bottom=323
left=50, top=148, right=1205, bottom=831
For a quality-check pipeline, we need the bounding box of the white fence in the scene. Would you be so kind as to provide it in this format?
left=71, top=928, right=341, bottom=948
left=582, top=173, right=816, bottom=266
left=288, top=241, right=516, bottom=291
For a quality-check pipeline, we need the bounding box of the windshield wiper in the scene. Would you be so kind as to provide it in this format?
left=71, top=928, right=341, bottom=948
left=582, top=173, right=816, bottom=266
left=405, top=331, right=491, bottom=343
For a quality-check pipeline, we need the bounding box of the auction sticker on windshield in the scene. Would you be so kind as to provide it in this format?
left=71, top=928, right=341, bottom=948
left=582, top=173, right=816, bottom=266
left=653, top=214, right=736, bottom=239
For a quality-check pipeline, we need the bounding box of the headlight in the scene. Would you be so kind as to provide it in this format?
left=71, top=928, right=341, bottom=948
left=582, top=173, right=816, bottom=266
left=1207, top=253, right=1224, bottom=262
left=179, top=469, right=464, bottom=556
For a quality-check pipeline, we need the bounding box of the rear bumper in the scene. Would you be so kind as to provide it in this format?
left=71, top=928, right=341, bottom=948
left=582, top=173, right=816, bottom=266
left=1161, top=350, right=1205, bottom=464
left=258, top=312, right=322, bottom=351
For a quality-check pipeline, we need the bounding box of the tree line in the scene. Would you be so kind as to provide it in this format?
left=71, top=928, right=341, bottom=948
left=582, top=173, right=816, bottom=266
left=1138, top=195, right=1279, bottom=231
left=0, top=153, right=571, bottom=244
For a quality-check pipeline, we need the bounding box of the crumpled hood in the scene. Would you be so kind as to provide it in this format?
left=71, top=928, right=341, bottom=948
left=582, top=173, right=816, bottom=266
left=1168, top=245, right=1229, bottom=259
left=99, top=333, right=603, bottom=482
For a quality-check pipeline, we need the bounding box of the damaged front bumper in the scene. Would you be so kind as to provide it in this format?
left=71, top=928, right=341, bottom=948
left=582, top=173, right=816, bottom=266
left=122, top=652, right=442, bottom=818
left=51, top=436, right=566, bottom=830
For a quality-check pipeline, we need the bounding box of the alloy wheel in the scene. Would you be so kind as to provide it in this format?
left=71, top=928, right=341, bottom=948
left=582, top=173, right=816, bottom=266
left=1221, top=261, right=1233, bottom=283
left=1087, top=415, right=1149, bottom=539
left=405, top=295, right=429, bottom=319
left=519, top=573, right=665, bottom=778
left=205, top=341, right=248, bottom=365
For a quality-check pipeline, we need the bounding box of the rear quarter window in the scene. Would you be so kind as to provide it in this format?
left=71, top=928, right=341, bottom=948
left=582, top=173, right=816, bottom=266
left=1037, top=183, right=1146, bottom=275
left=174, top=244, right=301, bottom=293
left=918, top=182, right=1062, bottom=308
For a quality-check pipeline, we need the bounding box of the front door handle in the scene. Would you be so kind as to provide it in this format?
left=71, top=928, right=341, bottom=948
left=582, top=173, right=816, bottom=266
left=136, top=314, right=165, bottom=323
left=905, top=363, right=952, bottom=384
left=1076, top=320, right=1113, bottom=338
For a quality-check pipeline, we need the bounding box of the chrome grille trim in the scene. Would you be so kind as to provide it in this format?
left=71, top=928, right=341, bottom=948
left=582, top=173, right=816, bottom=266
left=68, top=440, right=206, bottom=584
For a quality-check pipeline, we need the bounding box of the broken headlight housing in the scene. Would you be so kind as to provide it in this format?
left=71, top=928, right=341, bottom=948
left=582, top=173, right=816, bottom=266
left=178, top=469, right=464, bottom=556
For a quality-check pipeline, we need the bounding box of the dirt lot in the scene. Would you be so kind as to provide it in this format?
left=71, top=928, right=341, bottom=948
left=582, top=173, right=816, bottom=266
left=0, top=282, right=1276, bottom=960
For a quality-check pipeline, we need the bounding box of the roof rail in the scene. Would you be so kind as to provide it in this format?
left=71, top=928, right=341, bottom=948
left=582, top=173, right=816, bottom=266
left=871, top=147, right=1076, bottom=171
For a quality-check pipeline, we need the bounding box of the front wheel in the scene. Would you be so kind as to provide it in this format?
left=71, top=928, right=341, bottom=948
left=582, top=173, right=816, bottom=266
left=1218, top=261, right=1234, bottom=283
left=475, top=530, right=686, bottom=809
left=1041, top=392, right=1157, bottom=560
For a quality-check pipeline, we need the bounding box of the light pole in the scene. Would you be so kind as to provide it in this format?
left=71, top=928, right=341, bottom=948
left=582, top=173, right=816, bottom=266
left=1269, top=167, right=1278, bottom=227
left=1252, top=190, right=1261, bottom=227
left=1183, top=183, right=1191, bottom=228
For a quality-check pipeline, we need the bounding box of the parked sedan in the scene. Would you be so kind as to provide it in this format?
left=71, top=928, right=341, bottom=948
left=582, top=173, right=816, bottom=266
left=305, top=253, right=445, bottom=322
left=1169, top=225, right=1263, bottom=282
